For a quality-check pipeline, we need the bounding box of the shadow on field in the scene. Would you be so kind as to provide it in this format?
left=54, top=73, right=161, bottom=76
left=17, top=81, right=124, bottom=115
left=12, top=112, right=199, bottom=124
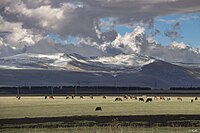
left=1, top=115, right=200, bottom=129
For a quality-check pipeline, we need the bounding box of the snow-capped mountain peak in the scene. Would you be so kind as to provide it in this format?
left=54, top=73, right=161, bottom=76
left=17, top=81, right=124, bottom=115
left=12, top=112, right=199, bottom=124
left=0, top=52, right=155, bottom=73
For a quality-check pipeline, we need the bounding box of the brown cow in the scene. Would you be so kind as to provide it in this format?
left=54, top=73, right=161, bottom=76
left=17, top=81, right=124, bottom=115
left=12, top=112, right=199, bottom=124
left=66, top=96, right=70, bottom=99
left=103, top=96, right=106, bottom=99
left=167, top=97, right=171, bottom=101
left=49, top=96, right=54, bottom=99
left=130, top=95, right=137, bottom=100
left=154, top=96, right=158, bottom=101
left=160, top=96, right=165, bottom=100
left=17, top=96, right=21, bottom=100
left=90, top=95, right=93, bottom=99
left=134, top=96, right=137, bottom=100
left=80, top=96, right=84, bottom=99
left=177, top=97, right=182, bottom=101
left=123, top=95, right=128, bottom=99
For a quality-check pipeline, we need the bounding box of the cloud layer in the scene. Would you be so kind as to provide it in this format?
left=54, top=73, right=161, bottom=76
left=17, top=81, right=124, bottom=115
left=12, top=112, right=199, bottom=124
left=0, top=0, right=200, bottom=63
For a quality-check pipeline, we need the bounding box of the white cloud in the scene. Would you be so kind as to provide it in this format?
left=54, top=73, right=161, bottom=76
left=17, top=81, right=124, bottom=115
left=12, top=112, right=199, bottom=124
left=2, top=0, right=200, bottom=39
left=0, top=15, right=43, bottom=48
left=112, top=26, right=145, bottom=53
left=5, top=2, right=66, bottom=30
left=157, top=15, right=200, bottom=24
left=0, top=0, right=200, bottom=63
left=98, top=26, right=200, bottom=63
left=0, top=0, right=12, bottom=5
left=171, top=41, right=187, bottom=49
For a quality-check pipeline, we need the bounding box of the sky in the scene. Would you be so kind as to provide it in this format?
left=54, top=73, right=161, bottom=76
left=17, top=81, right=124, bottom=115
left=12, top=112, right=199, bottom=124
left=155, top=13, right=200, bottom=47
left=98, top=13, right=200, bottom=48
left=0, top=0, right=200, bottom=63
left=48, top=12, right=200, bottom=48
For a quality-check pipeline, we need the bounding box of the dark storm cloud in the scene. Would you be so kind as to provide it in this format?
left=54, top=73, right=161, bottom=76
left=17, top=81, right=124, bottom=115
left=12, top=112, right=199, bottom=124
left=0, top=0, right=200, bottom=63
left=164, top=30, right=182, bottom=40
left=1, top=0, right=200, bottom=41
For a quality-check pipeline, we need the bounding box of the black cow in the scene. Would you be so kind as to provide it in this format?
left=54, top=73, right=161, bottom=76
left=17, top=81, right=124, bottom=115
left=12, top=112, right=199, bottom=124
left=66, top=96, right=70, bottom=99
left=103, top=96, right=106, bottom=99
left=146, top=98, right=153, bottom=103
left=195, top=97, right=198, bottom=100
left=95, top=107, right=102, bottom=111
left=123, top=95, right=128, bottom=99
left=139, top=98, right=144, bottom=102
left=191, top=99, right=194, bottom=103
left=115, top=98, right=122, bottom=101
left=44, top=95, right=47, bottom=99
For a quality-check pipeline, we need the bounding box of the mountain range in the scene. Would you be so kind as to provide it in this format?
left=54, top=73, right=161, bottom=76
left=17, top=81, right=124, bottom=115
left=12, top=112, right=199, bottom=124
left=0, top=28, right=200, bottom=89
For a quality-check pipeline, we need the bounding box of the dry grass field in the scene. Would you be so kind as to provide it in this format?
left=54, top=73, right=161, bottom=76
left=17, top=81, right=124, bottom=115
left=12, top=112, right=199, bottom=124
left=1, top=126, right=200, bottom=133
left=0, top=96, right=199, bottom=118
left=0, top=96, right=200, bottom=133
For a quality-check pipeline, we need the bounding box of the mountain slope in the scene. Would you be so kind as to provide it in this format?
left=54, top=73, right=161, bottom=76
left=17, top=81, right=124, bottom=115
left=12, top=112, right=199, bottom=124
left=0, top=60, right=200, bottom=89
left=0, top=53, right=155, bottom=73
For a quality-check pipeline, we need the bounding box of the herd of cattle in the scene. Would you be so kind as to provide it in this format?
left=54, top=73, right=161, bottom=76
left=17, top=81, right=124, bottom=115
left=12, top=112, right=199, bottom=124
left=16, top=95, right=199, bottom=103
left=114, top=95, right=198, bottom=103
left=15, top=95, right=199, bottom=112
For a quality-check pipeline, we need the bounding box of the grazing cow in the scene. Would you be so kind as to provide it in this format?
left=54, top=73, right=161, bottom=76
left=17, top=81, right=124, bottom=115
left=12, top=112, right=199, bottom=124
left=130, top=95, right=137, bottom=100
left=44, top=95, right=47, bottom=99
left=103, top=96, right=106, bottom=99
left=17, top=96, right=21, bottom=100
left=80, top=96, right=84, bottom=99
left=115, top=98, right=122, bottom=101
left=177, top=97, right=182, bottom=101
left=160, top=96, right=165, bottom=100
left=123, top=95, right=128, bottom=99
left=154, top=96, right=158, bottom=101
left=95, top=107, right=102, bottom=111
left=142, top=95, right=147, bottom=99
left=49, top=96, right=54, bottom=99
left=134, top=96, right=137, bottom=100
left=139, top=98, right=144, bottom=102
left=167, top=97, right=171, bottom=101
left=191, top=99, right=194, bottom=103
left=146, top=98, right=153, bottom=103
left=195, top=97, right=198, bottom=100
left=66, top=96, right=70, bottom=99
left=90, top=95, right=93, bottom=99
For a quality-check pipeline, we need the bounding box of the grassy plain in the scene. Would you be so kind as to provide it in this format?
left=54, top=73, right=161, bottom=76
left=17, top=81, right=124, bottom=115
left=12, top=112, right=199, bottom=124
left=0, top=96, right=200, bottom=133
left=1, top=126, right=200, bottom=133
left=0, top=96, right=200, bottom=119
